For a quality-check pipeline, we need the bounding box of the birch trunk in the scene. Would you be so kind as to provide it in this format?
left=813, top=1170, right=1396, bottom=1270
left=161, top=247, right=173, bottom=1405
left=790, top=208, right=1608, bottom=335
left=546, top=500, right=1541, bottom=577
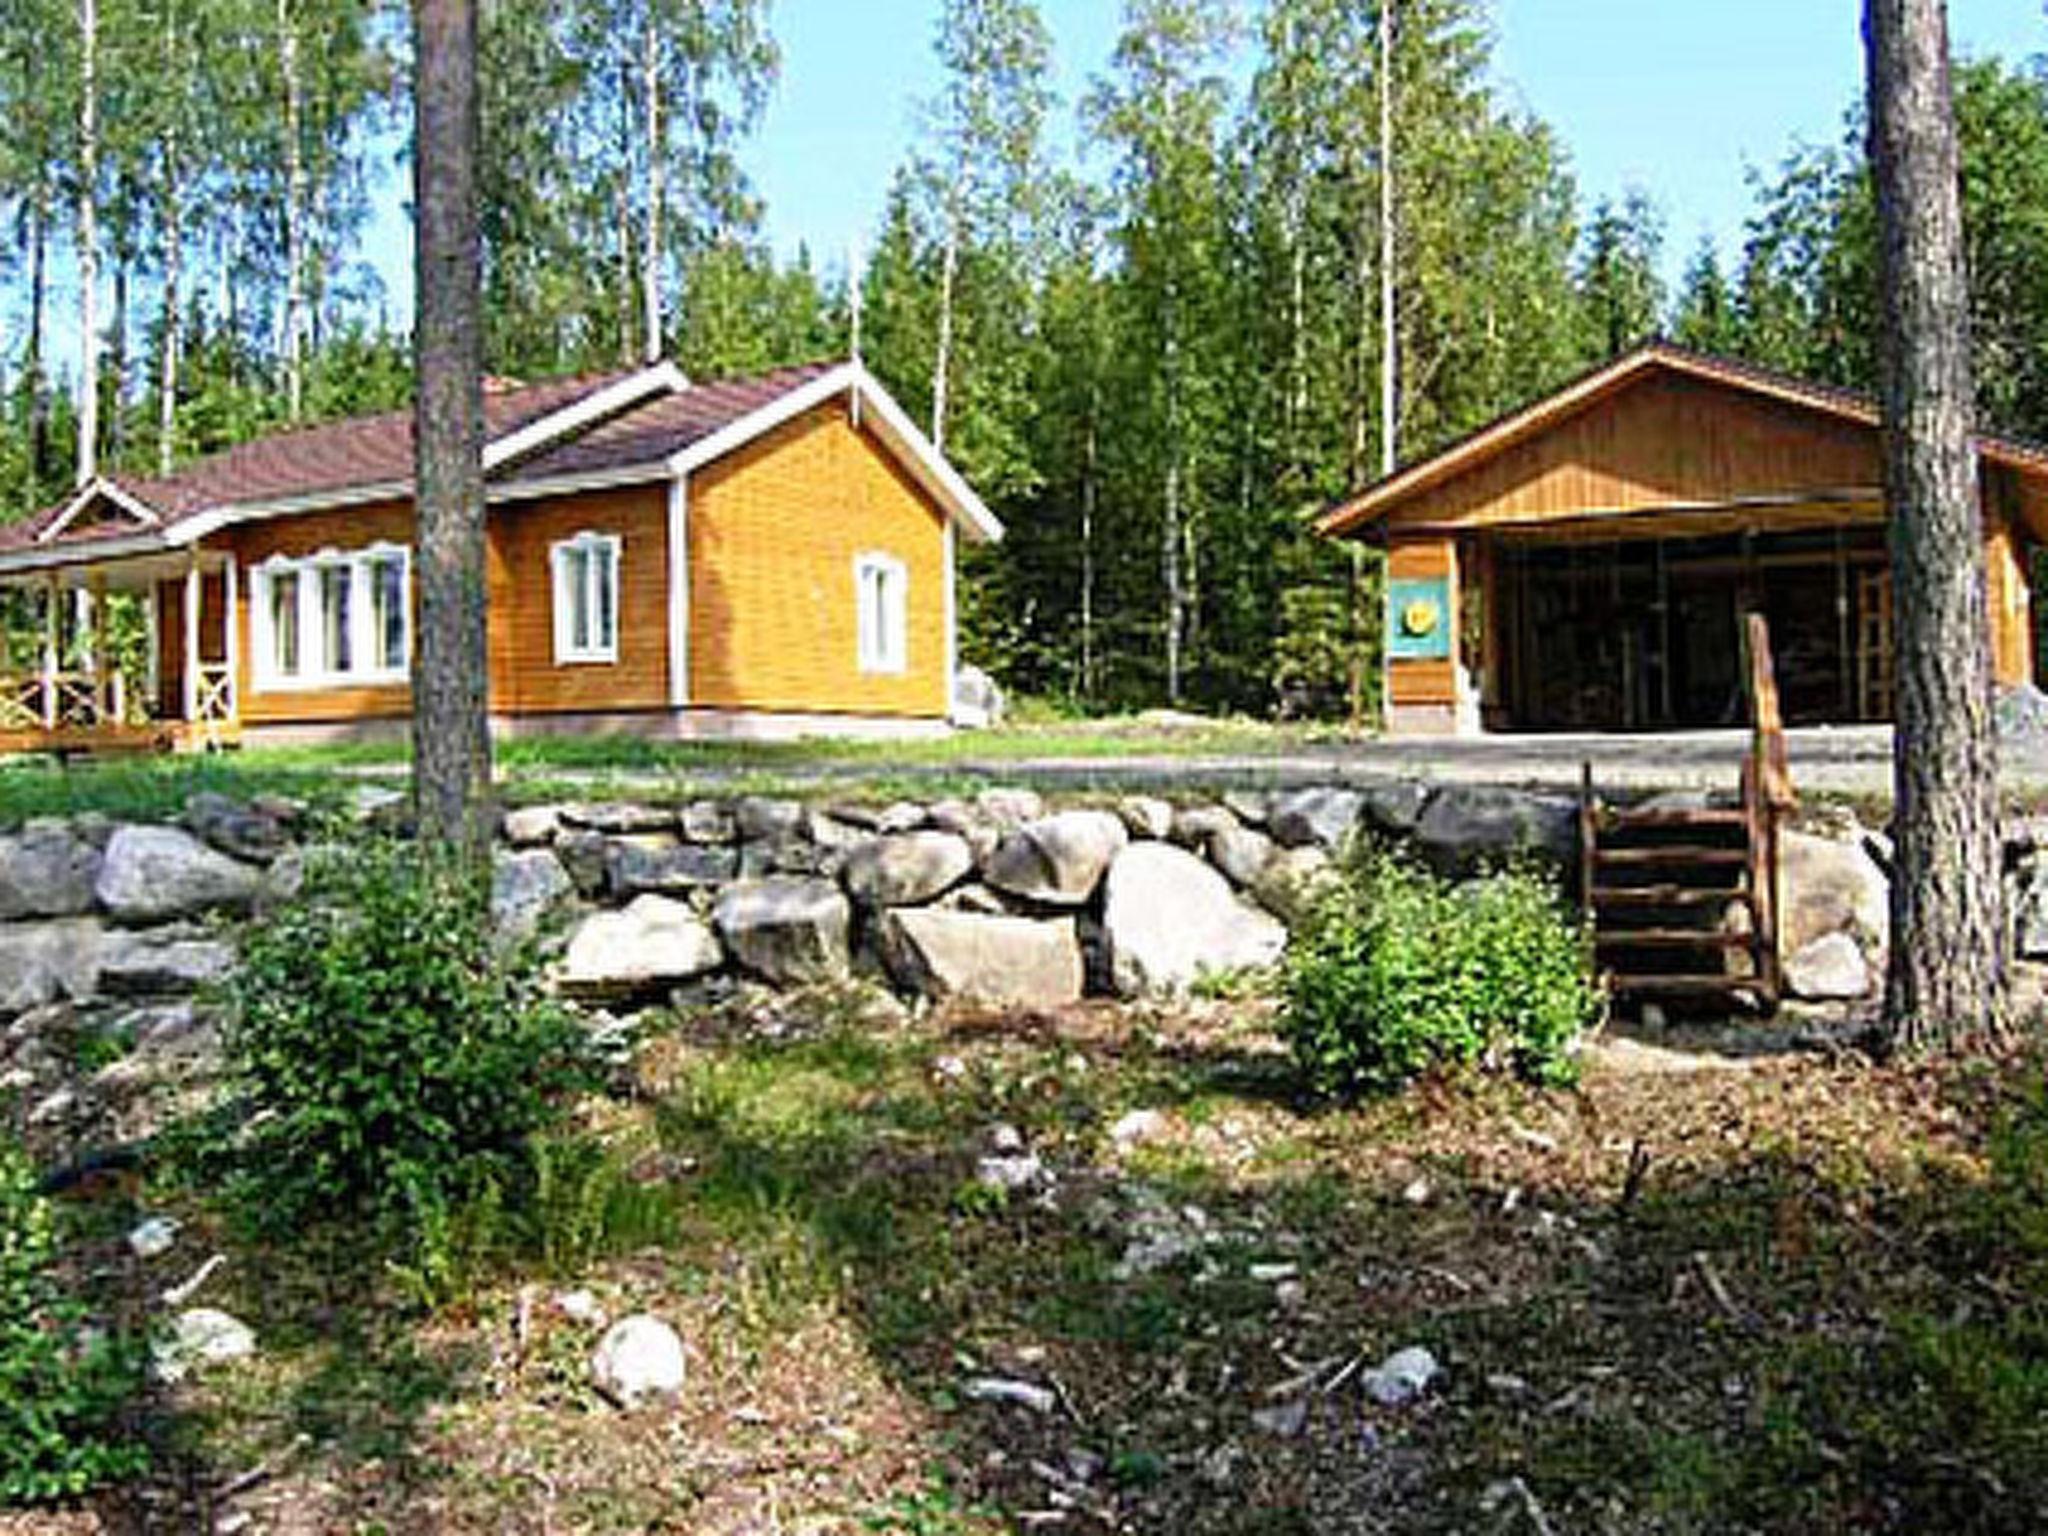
left=76, top=0, right=99, bottom=487
left=1866, top=0, right=2008, bottom=1046
left=932, top=220, right=958, bottom=452
left=1378, top=0, right=1397, bottom=478
left=641, top=17, right=663, bottom=362
left=412, top=0, right=491, bottom=851
left=280, top=0, right=307, bottom=419
left=27, top=177, right=48, bottom=484
left=160, top=144, right=183, bottom=476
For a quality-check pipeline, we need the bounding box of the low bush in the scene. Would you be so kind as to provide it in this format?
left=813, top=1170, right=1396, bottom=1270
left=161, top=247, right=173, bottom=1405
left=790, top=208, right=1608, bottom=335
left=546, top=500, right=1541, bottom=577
left=217, top=839, right=593, bottom=1279
left=0, top=1132, right=144, bottom=1504
left=1280, top=845, right=1599, bottom=1097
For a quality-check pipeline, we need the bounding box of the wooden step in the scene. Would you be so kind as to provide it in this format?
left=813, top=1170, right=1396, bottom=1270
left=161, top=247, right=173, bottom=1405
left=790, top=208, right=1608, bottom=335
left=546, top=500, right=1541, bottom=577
left=1600, top=808, right=1748, bottom=832
left=1606, top=973, right=1776, bottom=1002
left=1593, top=928, right=1752, bottom=950
left=1593, top=846, right=1749, bottom=868
left=1590, top=885, right=1754, bottom=909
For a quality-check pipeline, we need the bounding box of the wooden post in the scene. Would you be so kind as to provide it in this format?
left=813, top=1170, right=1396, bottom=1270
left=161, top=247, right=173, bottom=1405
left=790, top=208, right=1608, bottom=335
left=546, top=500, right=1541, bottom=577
left=144, top=581, right=161, bottom=719
left=88, top=577, right=110, bottom=724
left=182, top=555, right=201, bottom=722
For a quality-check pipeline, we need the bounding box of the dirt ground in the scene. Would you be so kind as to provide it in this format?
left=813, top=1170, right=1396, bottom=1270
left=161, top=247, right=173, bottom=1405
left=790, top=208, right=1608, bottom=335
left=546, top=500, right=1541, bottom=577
left=41, top=992, right=2048, bottom=1535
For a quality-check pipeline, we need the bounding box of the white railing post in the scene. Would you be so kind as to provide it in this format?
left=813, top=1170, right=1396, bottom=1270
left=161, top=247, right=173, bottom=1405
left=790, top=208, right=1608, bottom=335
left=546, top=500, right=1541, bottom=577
left=183, top=556, right=201, bottom=723
left=40, top=578, right=57, bottom=730
left=222, top=556, right=239, bottom=721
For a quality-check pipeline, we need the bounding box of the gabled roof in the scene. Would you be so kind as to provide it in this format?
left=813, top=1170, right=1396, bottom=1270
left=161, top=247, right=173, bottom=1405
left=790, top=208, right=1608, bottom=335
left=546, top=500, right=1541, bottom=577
left=1317, top=340, right=2048, bottom=539
left=0, top=357, right=1001, bottom=574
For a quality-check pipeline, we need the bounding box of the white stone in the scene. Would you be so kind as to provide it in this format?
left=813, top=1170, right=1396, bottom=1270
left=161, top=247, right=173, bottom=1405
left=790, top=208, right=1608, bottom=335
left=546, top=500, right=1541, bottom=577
left=1116, top=796, right=1175, bottom=841
left=841, top=832, right=974, bottom=907
left=1781, top=831, right=1890, bottom=953
left=1102, top=843, right=1287, bottom=997
left=713, top=879, right=852, bottom=984
left=1785, top=931, right=1872, bottom=1001
left=501, top=805, right=563, bottom=846
left=556, top=1288, right=606, bottom=1325
left=590, top=1314, right=687, bottom=1407
left=1109, top=1109, right=1167, bottom=1148
left=963, top=1376, right=1055, bottom=1414
left=491, top=849, right=576, bottom=941
left=156, top=1307, right=256, bottom=1382
left=561, top=896, right=723, bottom=997
left=1361, top=1345, right=1440, bottom=1407
left=128, top=1216, right=180, bottom=1260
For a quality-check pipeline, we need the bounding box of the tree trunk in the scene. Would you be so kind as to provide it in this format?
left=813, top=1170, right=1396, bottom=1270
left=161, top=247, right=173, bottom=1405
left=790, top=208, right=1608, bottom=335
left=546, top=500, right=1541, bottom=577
left=160, top=133, right=183, bottom=477
left=411, top=0, right=491, bottom=851
left=76, top=0, right=99, bottom=487
left=641, top=16, right=663, bottom=362
left=1865, top=0, right=2008, bottom=1047
left=27, top=176, right=49, bottom=486
left=281, top=0, right=307, bottom=419
left=932, top=219, right=959, bottom=452
left=1079, top=373, right=1099, bottom=701
left=1378, top=0, right=1397, bottom=479
left=1162, top=276, right=1183, bottom=705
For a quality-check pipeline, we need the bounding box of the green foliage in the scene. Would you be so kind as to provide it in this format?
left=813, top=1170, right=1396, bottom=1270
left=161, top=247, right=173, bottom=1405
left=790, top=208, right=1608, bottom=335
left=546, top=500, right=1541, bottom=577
left=217, top=839, right=593, bottom=1272
left=1280, top=846, right=1598, bottom=1098
left=0, top=1132, right=144, bottom=1505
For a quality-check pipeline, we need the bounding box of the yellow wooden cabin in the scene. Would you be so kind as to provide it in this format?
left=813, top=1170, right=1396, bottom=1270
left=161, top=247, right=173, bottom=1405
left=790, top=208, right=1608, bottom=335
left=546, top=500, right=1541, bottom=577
left=0, top=360, right=1002, bottom=751
left=1320, top=342, right=2048, bottom=735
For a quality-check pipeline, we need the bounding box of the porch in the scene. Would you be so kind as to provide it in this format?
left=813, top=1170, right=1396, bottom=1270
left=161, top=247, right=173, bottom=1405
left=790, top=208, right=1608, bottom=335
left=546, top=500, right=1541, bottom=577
left=0, top=552, right=241, bottom=755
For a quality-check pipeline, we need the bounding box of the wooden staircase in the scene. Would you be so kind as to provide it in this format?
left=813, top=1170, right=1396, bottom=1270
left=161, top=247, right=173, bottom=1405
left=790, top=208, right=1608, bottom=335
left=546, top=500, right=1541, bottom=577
left=1579, top=614, right=1795, bottom=1015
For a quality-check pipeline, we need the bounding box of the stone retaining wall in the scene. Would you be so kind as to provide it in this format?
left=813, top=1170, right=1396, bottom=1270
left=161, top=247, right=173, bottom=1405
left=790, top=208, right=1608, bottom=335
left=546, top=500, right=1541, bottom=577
left=0, top=777, right=1938, bottom=1144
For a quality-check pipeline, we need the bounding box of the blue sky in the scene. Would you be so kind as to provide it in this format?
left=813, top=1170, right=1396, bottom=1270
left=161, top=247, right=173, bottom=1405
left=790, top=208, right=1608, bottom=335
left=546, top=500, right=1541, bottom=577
left=744, top=0, right=2046, bottom=285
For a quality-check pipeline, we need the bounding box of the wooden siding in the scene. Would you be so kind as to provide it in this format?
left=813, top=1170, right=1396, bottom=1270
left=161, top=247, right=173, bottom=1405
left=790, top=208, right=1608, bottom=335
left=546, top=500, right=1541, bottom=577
left=490, top=483, right=672, bottom=714
left=687, top=402, right=949, bottom=717
left=223, top=500, right=415, bottom=725
left=1985, top=489, right=2034, bottom=689
left=1386, top=538, right=1459, bottom=708
left=1381, top=372, right=1883, bottom=533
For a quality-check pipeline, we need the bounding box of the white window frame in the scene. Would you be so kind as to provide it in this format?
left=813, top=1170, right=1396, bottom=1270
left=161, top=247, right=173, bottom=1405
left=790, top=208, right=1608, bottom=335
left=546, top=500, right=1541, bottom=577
left=249, top=542, right=412, bottom=693
left=854, top=551, right=908, bottom=675
left=550, top=530, right=622, bottom=666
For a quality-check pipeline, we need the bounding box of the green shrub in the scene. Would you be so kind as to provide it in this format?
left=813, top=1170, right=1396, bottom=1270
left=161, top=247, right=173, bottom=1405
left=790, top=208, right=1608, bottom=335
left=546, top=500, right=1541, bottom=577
left=1280, top=845, right=1600, bottom=1097
left=218, top=839, right=593, bottom=1270
left=0, top=1133, right=144, bottom=1504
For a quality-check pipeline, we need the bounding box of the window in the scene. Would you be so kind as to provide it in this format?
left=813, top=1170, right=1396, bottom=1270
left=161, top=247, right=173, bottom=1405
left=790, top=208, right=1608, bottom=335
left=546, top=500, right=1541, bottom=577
left=854, top=553, right=908, bottom=675
left=251, top=544, right=410, bottom=690
left=551, top=531, right=621, bottom=665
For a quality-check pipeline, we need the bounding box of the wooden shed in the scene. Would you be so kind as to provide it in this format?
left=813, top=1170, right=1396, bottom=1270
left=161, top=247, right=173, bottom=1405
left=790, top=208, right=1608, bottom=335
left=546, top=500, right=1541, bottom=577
left=1319, top=342, right=2048, bottom=735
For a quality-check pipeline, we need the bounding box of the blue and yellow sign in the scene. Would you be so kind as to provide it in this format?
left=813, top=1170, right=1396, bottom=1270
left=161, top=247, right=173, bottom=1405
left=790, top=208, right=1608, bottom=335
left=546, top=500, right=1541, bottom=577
left=1386, top=578, right=1452, bottom=661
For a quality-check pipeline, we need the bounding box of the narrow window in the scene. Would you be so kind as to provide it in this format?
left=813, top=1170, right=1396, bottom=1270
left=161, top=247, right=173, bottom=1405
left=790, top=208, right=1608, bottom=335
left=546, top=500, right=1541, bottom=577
left=268, top=570, right=301, bottom=679
left=368, top=551, right=408, bottom=673
left=854, top=553, right=907, bottom=674
left=552, top=532, right=621, bottom=665
left=319, top=563, right=353, bottom=675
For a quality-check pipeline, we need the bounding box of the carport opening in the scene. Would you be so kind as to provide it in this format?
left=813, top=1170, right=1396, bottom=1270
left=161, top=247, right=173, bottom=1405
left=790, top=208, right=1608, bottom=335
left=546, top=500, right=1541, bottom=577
left=1487, top=527, right=1893, bottom=732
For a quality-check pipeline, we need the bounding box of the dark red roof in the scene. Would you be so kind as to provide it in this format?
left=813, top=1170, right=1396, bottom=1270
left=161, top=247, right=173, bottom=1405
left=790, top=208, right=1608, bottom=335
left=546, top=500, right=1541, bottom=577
left=0, top=359, right=846, bottom=553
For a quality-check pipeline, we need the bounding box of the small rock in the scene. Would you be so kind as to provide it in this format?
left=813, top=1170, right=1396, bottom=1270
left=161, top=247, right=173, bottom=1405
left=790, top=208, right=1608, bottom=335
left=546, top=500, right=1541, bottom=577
left=556, top=1288, right=606, bottom=1325
left=156, top=1307, right=256, bottom=1382
left=1116, top=796, right=1175, bottom=841
left=1109, top=1108, right=1167, bottom=1149
left=841, top=832, right=974, bottom=907
left=128, top=1216, right=180, bottom=1260
left=1221, top=789, right=1269, bottom=826
left=990, top=1124, right=1025, bottom=1154
left=679, top=800, right=737, bottom=844
left=963, top=1376, right=1056, bottom=1415
left=974, top=788, right=1045, bottom=829
left=983, top=811, right=1128, bottom=907
left=1207, top=823, right=1275, bottom=887
left=591, top=1314, right=687, bottom=1407
left=490, top=849, right=575, bottom=942
left=1785, top=931, right=1872, bottom=1001
left=1267, top=787, right=1364, bottom=850
left=976, top=1152, right=1047, bottom=1193
left=562, top=803, right=675, bottom=835
left=735, top=797, right=805, bottom=843
left=1361, top=1345, right=1440, bottom=1407
left=561, top=896, right=724, bottom=997
left=1252, top=1398, right=1308, bottom=1437
left=182, top=792, right=289, bottom=863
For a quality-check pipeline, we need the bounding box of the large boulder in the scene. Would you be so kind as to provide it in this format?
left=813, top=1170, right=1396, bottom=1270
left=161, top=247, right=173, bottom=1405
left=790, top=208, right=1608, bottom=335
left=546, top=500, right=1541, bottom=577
left=983, top=811, right=1128, bottom=906
left=95, top=826, right=262, bottom=923
left=0, top=821, right=102, bottom=921
left=98, top=932, right=237, bottom=996
left=1267, top=788, right=1364, bottom=851
left=491, top=849, right=577, bottom=942
left=713, top=879, right=852, bottom=984
left=1413, top=787, right=1576, bottom=872
left=952, top=665, right=1007, bottom=730
left=880, top=909, right=1084, bottom=1007
left=1780, top=830, right=1889, bottom=954
left=1102, top=843, right=1287, bottom=997
left=842, top=831, right=974, bottom=908
left=605, top=839, right=739, bottom=899
left=182, top=792, right=290, bottom=863
left=561, top=895, right=724, bottom=998
left=0, top=920, right=106, bottom=1015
